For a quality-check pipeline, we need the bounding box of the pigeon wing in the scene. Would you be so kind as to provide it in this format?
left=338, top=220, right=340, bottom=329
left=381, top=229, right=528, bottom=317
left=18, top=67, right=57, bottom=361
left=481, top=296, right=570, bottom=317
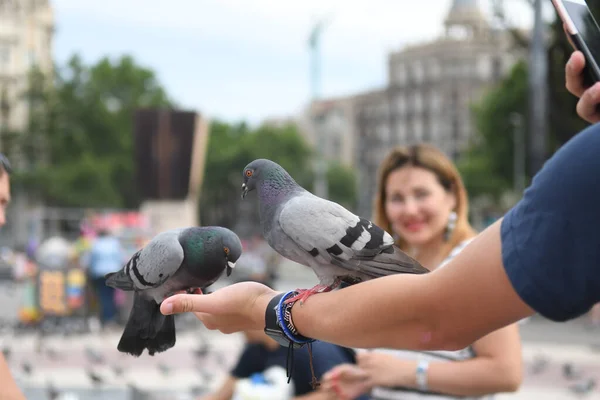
left=278, top=194, right=428, bottom=278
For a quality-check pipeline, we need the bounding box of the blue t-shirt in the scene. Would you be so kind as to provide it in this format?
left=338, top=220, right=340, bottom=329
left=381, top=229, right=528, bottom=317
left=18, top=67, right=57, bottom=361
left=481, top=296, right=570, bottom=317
left=501, top=122, right=600, bottom=321
left=232, top=341, right=368, bottom=399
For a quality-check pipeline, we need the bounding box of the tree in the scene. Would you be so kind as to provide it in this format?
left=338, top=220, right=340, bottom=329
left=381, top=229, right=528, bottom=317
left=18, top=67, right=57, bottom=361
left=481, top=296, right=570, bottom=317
left=458, top=1, right=600, bottom=201
left=327, top=162, right=357, bottom=211
left=199, top=121, right=358, bottom=232
left=18, top=54, right=173, bottom=208
left=458, top=61, right=529, bottom=199
left=199, top=121, right=314, bottom=230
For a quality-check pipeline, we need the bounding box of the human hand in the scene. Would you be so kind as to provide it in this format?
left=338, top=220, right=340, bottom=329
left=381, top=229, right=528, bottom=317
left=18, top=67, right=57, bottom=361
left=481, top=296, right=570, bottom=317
left=160, top=281, right=279, bottom=334
left=565, top=51, right=600, bottom=124
left=355, top=352, right=417, bottom=388
left=322, top=364, right=372, bottom=400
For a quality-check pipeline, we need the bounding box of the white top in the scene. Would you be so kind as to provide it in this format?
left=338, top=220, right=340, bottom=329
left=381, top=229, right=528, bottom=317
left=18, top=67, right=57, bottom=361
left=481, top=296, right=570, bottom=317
left=365, top=239, right=495, bottom=400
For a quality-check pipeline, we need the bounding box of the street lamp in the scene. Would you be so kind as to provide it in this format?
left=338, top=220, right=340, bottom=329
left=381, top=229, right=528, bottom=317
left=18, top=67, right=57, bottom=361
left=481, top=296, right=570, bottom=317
left=309, top=16, right=332, bottom=199
left=528, top=0, right=548, bottom=175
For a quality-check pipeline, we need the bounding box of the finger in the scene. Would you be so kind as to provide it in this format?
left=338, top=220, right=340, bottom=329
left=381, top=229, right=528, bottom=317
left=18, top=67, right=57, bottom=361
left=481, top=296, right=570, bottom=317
left=331, top=376, right=346, bottom=399
left=161, top=293, right=206, bottom=315
left=566, top=51, right=588, bottom=97
left=576, top=82, right=600, bottom=123
left=323, top=368, right=342, bottom=383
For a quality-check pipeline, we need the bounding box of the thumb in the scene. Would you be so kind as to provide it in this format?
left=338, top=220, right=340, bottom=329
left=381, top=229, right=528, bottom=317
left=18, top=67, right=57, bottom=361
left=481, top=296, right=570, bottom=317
left=161, top=293, right=206, bottom=315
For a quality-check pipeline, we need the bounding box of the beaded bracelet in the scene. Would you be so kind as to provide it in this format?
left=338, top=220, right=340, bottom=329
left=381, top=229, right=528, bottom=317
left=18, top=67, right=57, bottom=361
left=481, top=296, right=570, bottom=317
left=277, top=291, right=315, bottom=345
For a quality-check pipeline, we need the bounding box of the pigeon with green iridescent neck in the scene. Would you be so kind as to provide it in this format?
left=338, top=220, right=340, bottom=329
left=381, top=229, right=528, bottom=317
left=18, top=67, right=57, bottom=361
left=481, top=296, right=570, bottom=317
left=241, top=158, right=428, bottom=305
left=105, top=227, right=242, bottom=356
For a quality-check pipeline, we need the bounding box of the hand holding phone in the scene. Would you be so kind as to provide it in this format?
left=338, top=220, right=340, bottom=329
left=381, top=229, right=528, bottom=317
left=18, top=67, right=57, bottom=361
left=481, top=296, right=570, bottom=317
left=555, top=0, right=600, bottom=123
left=566, top=51, right=600, bottom=123
left=553, top=0, right=600, bottom=87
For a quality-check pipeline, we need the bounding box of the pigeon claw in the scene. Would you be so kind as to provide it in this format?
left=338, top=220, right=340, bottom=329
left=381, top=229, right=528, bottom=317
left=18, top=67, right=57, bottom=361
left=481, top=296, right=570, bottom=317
left=284, top=284, right=334, bottom=305
left=186, top=287, right=203, bottom=295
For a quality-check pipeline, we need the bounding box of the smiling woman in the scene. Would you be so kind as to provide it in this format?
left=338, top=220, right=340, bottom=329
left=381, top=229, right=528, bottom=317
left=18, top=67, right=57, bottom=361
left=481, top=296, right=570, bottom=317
left=321, top=143, right=523, bottom=399
left=373, top=143, right=475, bottom=270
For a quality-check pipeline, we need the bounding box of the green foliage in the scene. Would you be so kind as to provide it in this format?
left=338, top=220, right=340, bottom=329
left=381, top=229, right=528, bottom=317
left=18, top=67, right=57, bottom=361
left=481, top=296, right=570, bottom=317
left=199, top=121, right=358, bottom=229
left=17, top=54, right=173, bottom=208
left=16, top=53, right=356, bottom=224
left=199, top=121, right=315, bottom=228
left=326, top=162, right=357, bottom=210
left=458, top=61, right=529, bottom=199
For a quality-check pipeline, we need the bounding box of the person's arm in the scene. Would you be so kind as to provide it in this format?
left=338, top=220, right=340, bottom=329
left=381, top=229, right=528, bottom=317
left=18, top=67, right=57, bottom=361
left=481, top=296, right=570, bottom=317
left=289, top=220, right=533, bottom=351
left=360, top=324, right=522, bottom=396
left=0, top=354, right=25, bottom=400
left=196, top=375, right=237, bottom=400
left=420, top=324, right=522, bottom=395
left=160, top=221, right=533, bottom=350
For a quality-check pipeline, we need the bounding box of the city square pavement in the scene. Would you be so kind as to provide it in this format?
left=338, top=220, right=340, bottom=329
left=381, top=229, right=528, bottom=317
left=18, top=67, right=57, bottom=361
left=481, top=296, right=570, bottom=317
left=0, top=262, right=598, bottom=399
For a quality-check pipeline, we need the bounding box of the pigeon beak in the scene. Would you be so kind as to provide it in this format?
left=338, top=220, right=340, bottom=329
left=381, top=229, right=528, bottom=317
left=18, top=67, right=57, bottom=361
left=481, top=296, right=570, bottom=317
left=227, top=261, right=235, bottom=277
left=241, top=183, right=248, bottom=199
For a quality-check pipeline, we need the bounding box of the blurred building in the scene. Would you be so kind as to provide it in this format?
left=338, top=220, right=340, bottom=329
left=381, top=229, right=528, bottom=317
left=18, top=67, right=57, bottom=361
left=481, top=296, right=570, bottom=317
left=298, top=96, right=357, bottom=168
left=300, top=0, right=525, bottom=217
left=0, top=0, right=55, bottom=247
left=0, top=0, right=54, bottom=134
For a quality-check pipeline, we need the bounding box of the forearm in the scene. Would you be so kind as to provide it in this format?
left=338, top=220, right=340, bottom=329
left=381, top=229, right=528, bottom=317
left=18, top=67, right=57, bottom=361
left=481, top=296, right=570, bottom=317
left=0, top=355, right=24, bottom=400
left=290, top=275, right=441, bottom=350
left=398, top=359, right=521, bottom=396
left=286, top=221, right=534, bottom=351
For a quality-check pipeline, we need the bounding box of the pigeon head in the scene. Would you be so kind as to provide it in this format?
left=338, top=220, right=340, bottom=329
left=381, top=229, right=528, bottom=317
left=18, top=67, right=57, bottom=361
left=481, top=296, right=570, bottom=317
left=241, top=158, right=296, bottom=199
left=220, top=228, right=243, bottom=277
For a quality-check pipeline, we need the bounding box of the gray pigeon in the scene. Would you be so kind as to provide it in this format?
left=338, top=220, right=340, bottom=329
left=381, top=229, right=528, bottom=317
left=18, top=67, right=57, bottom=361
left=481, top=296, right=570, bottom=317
left=241, top=159, right=428, bottom=304
left=105, top=227, right=242, bottom=356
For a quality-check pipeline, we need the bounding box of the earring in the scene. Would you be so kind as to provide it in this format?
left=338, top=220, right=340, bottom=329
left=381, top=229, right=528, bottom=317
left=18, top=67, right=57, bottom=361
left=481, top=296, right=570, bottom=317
left=444, top=211, right=457, bottom=241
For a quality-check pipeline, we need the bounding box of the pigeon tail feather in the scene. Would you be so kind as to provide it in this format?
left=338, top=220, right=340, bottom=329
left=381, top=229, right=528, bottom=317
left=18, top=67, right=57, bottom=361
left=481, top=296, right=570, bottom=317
left=353, top=245, right=429, bottom=277
left=117, top=293, right=175, bottom=356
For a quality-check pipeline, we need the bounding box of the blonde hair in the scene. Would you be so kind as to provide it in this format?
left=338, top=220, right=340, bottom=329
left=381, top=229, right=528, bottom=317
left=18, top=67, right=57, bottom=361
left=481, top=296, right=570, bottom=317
left=373, top=143, right=476, bottom=260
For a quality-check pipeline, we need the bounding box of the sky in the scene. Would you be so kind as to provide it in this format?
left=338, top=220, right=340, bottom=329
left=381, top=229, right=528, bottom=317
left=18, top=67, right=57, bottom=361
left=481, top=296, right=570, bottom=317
left=51, top=0, right=557, bottom=125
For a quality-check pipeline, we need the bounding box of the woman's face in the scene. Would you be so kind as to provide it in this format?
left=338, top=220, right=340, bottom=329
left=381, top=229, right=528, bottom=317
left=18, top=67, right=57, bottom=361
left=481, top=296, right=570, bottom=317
left=384, top=165, right=456, bottom=246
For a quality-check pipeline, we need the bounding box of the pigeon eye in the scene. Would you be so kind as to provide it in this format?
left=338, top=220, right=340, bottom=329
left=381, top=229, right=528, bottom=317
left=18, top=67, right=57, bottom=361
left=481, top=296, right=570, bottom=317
left=245, top=170, right=253, bottom=177
left=224, top=247, right=230, bottom=255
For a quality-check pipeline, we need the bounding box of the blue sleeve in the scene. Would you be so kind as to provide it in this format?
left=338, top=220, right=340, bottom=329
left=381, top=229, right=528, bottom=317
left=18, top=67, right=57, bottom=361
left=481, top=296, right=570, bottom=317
left=501, top=123, right=600, bottom=321
left=289, top=342, right=369, bottom=399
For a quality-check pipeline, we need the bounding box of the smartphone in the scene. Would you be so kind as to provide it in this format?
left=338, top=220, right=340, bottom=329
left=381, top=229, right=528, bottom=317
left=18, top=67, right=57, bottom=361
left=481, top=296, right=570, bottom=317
left=553, top=0, right=600, bottom=86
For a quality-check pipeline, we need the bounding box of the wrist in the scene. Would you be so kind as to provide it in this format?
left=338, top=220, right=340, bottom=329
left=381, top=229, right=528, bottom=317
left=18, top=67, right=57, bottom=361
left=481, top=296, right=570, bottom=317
left=257, top=291, right=281, bottom=329
left=415, top=360, right=429, bottom=391
left=263, top=291, right=315, bottom=348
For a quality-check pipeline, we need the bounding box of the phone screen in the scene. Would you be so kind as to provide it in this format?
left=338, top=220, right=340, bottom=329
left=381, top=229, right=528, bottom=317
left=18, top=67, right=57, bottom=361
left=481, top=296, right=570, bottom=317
left=564, top=1, right=600, bottom=64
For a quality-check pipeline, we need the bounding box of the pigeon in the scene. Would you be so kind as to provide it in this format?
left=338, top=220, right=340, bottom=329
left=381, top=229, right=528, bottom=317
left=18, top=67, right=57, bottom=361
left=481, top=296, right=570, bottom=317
left=241, top=158, right=429, bottom=304
left=105, top=227, right=242, bottom=356
left=569, top=378, right=596, bottom=396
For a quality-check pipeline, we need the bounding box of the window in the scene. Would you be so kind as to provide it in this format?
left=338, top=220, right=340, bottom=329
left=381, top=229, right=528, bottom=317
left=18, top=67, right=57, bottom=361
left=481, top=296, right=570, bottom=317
left=478, top=55, right=491, bottom=80
left=430, top=60, right=440, bottom=81
left=394, top=64, right=406, bottom=86
left=413, top=91, right=423, bottom=113
left=492, top=57, right=502, bottom=81
left=395, top=95, right=406, bottom=115
left=0, top=45, right=10, bottom=68
left=413, top=61, right=423, bottom=83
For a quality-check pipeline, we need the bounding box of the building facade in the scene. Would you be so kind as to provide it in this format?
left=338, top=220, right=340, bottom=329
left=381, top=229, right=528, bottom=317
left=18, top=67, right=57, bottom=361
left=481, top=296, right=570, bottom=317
left=300, top=0, right=524, bottom=217
left=0, top=0, right=54, bottom=135
left=0, top=0, right=54, bottom=246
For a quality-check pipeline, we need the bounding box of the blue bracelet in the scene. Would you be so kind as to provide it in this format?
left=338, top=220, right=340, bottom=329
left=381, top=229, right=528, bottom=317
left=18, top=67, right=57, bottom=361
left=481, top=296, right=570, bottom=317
left=276, top=291, right=315, bottom=345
